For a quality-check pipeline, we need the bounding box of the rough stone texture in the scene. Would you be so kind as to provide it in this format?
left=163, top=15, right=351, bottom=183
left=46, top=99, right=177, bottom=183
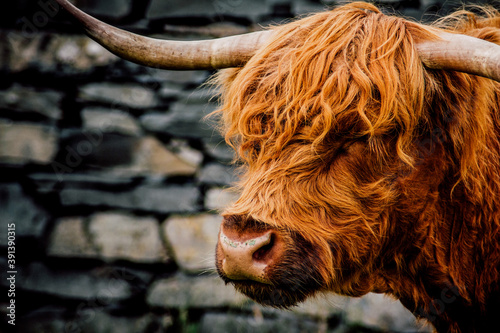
left=147, top=274, right=247, bottom=308
left=343, top=293, right=433, bottom=332
left=19, top=311, right=172, bottom=333
left=287, top=294, right=345, bottom=318
left=73, top=0, right=134, bottom=19
left=147, top=70, right=210, bottom=86
left=140, top=102, right=219, bottom=139
left=0, top=183, right=49, bottom=244
left=163, top=214, right=222, bottom=272
left=28, top=172, right=138, bottom=195
left=47, top=217, right=98, bottom=258
left=146, top=276, right=429, bottom=332
left=82, top=107, right=142, bottom=136
left=53, top=132, right=133, bottom=172
left=147, top=0, right=270, bottom=22
left=293, top=0, right=327, bottom=15
left=79, top=83, right=158, bottom=109
left=2, top=32, right=118, bottom=73
left=179, top=86, right=219, bottom=104
left=18, top=262, right=132, bottom=301
left=56, top=132, right=196, bottom=176
left=0, top=84, right=63, bottom=119
left=169, top=139, right=205, bottom=167
left=89, top=212, right=168, bottom=263
left=205, top=187, right=239, bottom=211
left=53, top=37, right=118, bottom=71
left=198, top=162, right=238, bottom=186
left=0, top=121, right=58, bottom=164
left=60, top=185, right=200, bottom=213
left=157, top=82, right=184, bottom=99
left=199, top=313, right=322, bottom=333
left=110, top=136, right=200, bottom=176
left=204, top=140, right=235, bottom=161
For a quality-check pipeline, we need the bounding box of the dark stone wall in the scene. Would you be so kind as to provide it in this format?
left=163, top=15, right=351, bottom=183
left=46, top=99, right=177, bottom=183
left=0, top=0, right=495, bottom=332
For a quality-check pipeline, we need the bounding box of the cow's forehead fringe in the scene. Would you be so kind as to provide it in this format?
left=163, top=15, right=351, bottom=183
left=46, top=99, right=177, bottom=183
left=216, top=2, right=435, bottom=168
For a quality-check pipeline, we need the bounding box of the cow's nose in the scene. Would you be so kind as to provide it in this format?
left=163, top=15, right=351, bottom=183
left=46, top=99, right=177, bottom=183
left=218, top=227, right=281, bottom=284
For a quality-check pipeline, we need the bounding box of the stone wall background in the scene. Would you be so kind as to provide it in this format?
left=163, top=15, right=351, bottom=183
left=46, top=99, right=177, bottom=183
left=0, top=0, right=493, bottom=332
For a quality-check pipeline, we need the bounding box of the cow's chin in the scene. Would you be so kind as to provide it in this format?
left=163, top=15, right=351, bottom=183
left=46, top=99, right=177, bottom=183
left=227, top=280, right=310, bottom=309
left=217, top=263, right=324, bottom=308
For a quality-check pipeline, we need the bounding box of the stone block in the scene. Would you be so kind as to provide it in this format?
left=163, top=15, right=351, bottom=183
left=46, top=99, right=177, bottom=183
left=89, top=212, right=168, bottom=263
left=198, top=162, right=237, bottom=186
left=140, top=101, right=219, bottom=140
left=81, top=107, right=142, bottom=136
left=73, top=0, right=133, bottom=20
left=0, top=84, right=63, bottom=119
left=144, top=70, right=210, bottom=86
left=59, top=184, right=199, bottom=214
left=47, top=217, right=98, bottom=258
left=157, top=83, right=184, bottom=100
left=287, top=294, right=346, bottom=318
left=120, top=136, right=200, bottom=176
left=55, top=132, right=136, bottom=171
left=147, top=0, right=270, bottom=22
left=56, top=133, right=198, bottom=177
left=18, top=314, right=67, bottom=333
left=1, top=32, right=46, bottom=72
left=342, top=293, right=433, bottom=332
left=179, top=86, right=219, bottom=104
left=28, top=172, right=137, bottom=195
left=79, top=83, right=158, bottom=109
left=47, top=212, right=170, bottom=263
left=3, top=32, right=118, bottom=73
left=53, top=37, right=118, bottom=71
left=199, top=312, right=321, bottom=333
left=19, top=310, right=168, bottom=333
left=162, top=214, right=222, bottom=272
left=18, top=262, right=133, bottom=301
left=147, top=274, right=247, bottom=308
left=204, top=187, right=239, bottom=211
left=169, top=139, right=204, bottom=168
left=75, top=312, right=170, bottom=333
left=0, top=121, right=58, bottom=164
left=293, top=0, right=327, bottom=16
left=203, top=140, right=235, bottom=162
left=0, top=183, right=49, bottom=244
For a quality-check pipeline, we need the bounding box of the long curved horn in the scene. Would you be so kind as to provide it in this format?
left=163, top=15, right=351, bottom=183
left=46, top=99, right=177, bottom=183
left=55, top=0, right=500, bottom=81
left=54, top=0, right=272, bottom=70
left=418, top=31, right=500, bottom=82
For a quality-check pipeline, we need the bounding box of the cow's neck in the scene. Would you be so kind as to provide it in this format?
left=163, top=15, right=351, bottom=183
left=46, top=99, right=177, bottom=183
left=378, top=156, right=500, bottom=333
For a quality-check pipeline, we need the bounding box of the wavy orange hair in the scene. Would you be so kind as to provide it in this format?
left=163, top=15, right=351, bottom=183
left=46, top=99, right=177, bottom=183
left=213, top=3, right=500, bottom=331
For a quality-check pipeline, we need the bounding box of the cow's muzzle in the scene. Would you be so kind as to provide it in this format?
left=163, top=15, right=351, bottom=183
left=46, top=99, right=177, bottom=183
left=217, top=221, right=284, bottom=285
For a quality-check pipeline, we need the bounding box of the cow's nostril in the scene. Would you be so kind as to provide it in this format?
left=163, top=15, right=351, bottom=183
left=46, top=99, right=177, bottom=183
left=218, top=227, right=281, bottom=284
left=252, top=233, right=275, bottom=262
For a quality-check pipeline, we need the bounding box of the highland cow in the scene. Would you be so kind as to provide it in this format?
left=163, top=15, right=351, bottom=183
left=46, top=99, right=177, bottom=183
left=57, top=1, right=500, bottom=332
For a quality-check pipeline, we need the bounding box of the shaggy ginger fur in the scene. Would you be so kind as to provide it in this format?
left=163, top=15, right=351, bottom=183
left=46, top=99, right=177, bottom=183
left=214, top=3, right=500, bottom=332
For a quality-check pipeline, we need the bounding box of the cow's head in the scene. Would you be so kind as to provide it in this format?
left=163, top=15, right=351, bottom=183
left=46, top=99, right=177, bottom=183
left=56, top=0, right=500, bottom=308
left=213, top=5, right=428, bottom=306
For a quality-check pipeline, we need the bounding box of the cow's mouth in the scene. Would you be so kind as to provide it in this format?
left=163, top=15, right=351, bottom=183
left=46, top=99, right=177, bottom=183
left=215, top=215, right=325, bottom=308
